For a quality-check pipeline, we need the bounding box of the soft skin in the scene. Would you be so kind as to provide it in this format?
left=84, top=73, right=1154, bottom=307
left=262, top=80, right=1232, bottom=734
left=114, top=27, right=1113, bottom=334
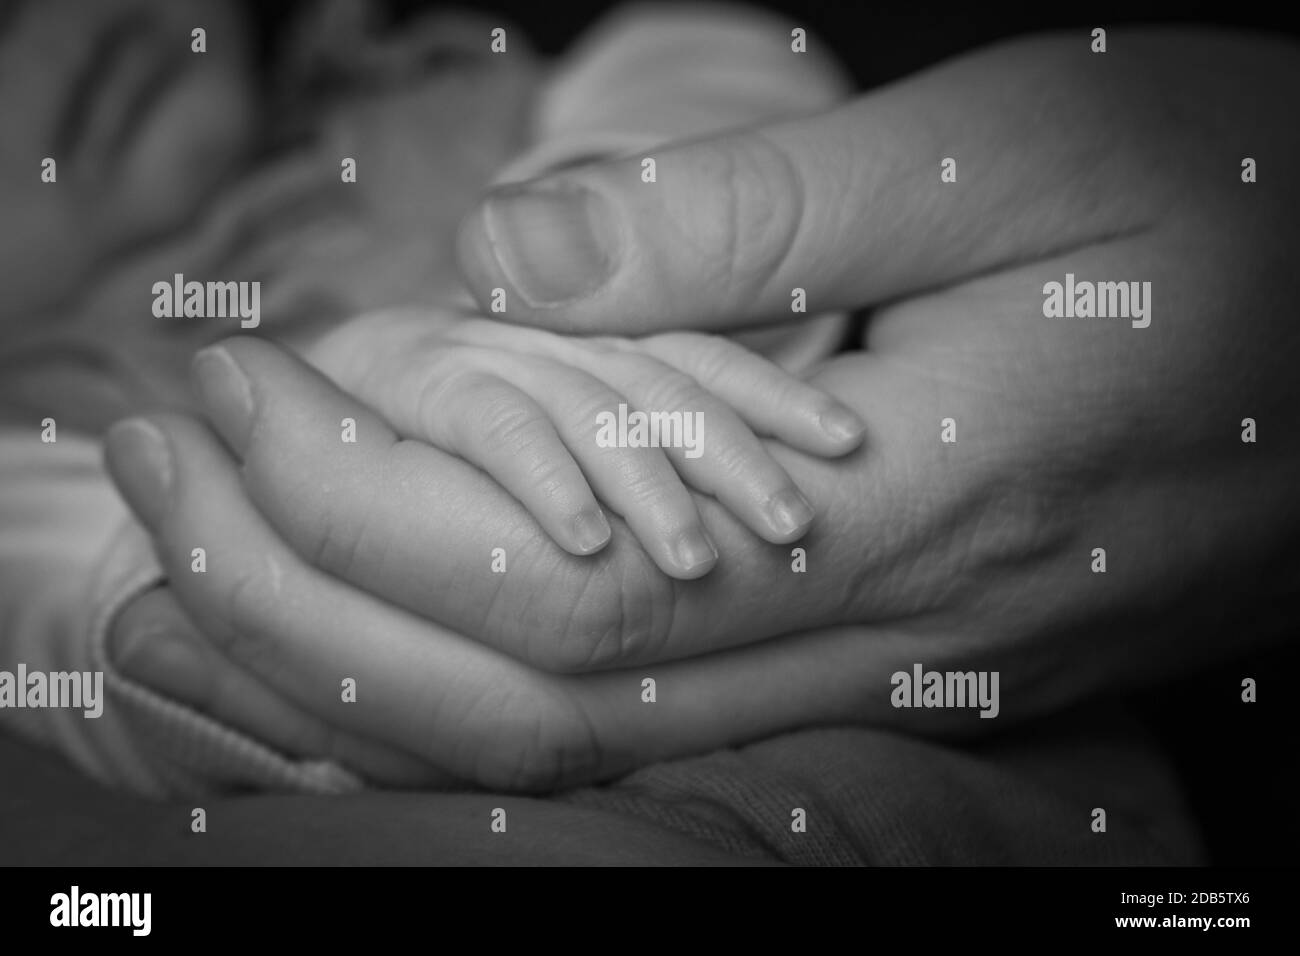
left=107, top=30, right=1300, bottom=790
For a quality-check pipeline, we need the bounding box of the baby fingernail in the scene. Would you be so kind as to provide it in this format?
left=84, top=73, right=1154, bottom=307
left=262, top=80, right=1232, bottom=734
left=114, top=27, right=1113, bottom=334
left=769, top=487, right=815, bottom=538
left=104, top=419, right=173, bottom=531
left=192, top=346, right=256, bottom=452
left=674, top=527, right=719, bottom=574
left=480, top=183, right=620, bottom=307
left=819, top=406, right=865, bottom=445
left=572, top=508, right=612, bottom=554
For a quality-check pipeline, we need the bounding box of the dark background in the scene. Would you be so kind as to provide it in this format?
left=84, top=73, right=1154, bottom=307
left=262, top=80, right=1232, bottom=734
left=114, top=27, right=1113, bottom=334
left=242, top=0, right=1298, bottom=866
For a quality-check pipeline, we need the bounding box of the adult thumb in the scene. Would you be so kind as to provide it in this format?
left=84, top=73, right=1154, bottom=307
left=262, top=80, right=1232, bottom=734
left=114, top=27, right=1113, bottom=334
left=455, top=34, right=1161, bottom=335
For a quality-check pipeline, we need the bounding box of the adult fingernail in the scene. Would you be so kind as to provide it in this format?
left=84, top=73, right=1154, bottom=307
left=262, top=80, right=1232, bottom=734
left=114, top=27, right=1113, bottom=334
left=768, top=487, right=815, bottom=538
left=104, top=419, right=173, bottom=531
left=480, top=183, right=620, bottom=307
left=819, top=406, right=865, bottom=446
left=674, top=527, right=719, bottom=574
left=192, top=346, right=255, bottom=452
left=572, top=508, right=612, bottom=554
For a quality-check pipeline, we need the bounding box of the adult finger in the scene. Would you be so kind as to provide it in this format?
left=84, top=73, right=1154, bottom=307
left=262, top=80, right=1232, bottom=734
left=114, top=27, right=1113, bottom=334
left=103, top=413, right=604, bottom=791
left=107, top=572, right=461, bottom=789
left=103, top=429, right=1022, bottom=791
left=456, top=33, right=1167, bottom=334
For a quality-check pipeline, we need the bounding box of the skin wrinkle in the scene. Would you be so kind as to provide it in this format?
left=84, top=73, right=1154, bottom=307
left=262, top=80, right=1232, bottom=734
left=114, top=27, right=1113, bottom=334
left=631, top=366, right=706, bottom=424
left=949, top=477, right=1077, bottom=609
left=469, top=675, right=596, bottom=791
left=554, top=543, right=664, bottom=672
left=545, top=678, right=609, bottom=787
left=467, top=504, right=547, bottom=650
left=727, top=127, right=805, bottom=313
left=869, top=489, right=967, bottom=621
left=913, top=388, right=1099, bottom=613
left=546, top=566, right=607, bottom=672
left=467, top=378, right=541, bottom=450
left=404, top=340, right=465, bottom=437
left=485, top=522, right=590, bottom=662
left=457, top=676, right=524, bottom=786
left=345, top=443, right=413, bottom=587
left=612, top=541, right=674, bottom=666
left=519, top=425, right=572, bottom=498
left=794, top=363, right=954, bottom=623
left=512, top=702, right=557, bottom=791
left=408, top=633, right=482, bottom=769
left=863, top=50, right=1167, bottom=306
left=299, top=430, right=402, bottom=583
left=564, top=676, right=615, bottom=782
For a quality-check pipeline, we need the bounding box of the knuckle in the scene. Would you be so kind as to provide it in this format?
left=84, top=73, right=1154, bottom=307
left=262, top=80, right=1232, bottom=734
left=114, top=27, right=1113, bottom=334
left=708, top=432, right=763, bottom=482
left=692, top=131, right=805, bottom=309
left=473, top=387, right=545, bottom=449
left=475, top=686, right=605, bottom=791
left=523, top=454, right=573, bottom=501
left=512, top=570, right=622, bottom=672
left=527, top=550, right=673, bottom=673
left=620, top=462, right=678, bottom=506
left=491, top=539, right=671, bottom=675
left=639, top=368, right=709, bottom=414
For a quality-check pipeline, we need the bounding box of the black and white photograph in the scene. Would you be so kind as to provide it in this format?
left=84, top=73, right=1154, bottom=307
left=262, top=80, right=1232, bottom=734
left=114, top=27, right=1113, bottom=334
left=0, top=0, right=1296, bottom=928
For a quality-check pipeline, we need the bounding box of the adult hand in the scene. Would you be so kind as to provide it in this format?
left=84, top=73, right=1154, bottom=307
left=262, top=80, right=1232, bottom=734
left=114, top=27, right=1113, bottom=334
left=103, top=330, right=897, bottom=789
left=105, top=31, right=1300, bottom=789
left=452, top=29, right=1300, bottom=680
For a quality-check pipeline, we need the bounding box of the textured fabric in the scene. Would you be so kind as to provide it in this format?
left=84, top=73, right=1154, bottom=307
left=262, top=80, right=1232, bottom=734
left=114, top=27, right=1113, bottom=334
left=559, top=708, right=1205, bottom=865
left=0, top=430, right=366, bottom=797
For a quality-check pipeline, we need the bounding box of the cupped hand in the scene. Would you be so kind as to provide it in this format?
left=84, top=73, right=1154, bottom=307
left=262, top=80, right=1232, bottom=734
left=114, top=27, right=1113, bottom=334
left=452, top=28, right=1300, bottom=690
left=104, top=30, right=1300, bottom=789
left=101, top=337, right=900, bottom=788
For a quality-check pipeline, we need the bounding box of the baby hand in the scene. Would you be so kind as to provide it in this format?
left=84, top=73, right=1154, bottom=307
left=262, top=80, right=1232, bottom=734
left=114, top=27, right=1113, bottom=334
left=320, top=312, right=864, bottom=579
